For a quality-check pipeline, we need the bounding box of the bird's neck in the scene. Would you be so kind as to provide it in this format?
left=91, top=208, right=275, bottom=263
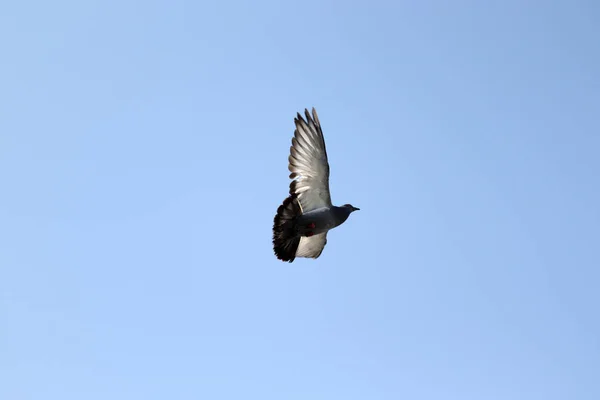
left=332, top=206, right=351, bottom=224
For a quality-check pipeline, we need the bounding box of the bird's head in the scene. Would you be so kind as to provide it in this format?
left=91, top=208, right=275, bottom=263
left=342, top=204, right=360, bottom=213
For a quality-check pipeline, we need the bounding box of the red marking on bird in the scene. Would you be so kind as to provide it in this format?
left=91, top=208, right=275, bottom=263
left=307, top=223, right=316, bottom=229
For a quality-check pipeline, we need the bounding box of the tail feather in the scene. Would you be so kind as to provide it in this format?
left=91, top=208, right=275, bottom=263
left=273, top=194, right=301, bottom=262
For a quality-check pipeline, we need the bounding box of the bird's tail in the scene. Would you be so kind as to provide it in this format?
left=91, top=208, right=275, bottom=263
left=273, top=194, right=302, bottom=262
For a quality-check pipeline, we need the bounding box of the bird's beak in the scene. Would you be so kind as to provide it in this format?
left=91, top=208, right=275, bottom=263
left=353, top=206, right=360, bottom=211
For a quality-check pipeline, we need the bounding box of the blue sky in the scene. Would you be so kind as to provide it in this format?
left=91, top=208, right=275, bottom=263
left=1, top=1, right=599, bottom=399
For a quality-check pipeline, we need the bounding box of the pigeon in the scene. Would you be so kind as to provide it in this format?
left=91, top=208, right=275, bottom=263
left=272, top=108, right=359, bottom=262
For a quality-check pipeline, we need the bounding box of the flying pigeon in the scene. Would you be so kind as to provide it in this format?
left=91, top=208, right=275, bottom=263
left=272, top=108, right=359, bottom=262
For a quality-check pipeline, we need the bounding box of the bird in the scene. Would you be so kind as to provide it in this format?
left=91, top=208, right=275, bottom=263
left=272, top=108, right=359, bottom=262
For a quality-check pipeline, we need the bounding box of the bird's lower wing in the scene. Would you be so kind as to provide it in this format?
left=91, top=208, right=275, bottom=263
left=295, top=233, right=328, bottom=259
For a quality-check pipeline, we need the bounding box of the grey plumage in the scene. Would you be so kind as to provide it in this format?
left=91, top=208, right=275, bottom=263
left=273, top=108, right=359, bottom=262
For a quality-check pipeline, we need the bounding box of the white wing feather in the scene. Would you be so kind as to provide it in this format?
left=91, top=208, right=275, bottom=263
left=288, top=108, right=332, bottom=213
left=296, top=233, right=328, bottom=259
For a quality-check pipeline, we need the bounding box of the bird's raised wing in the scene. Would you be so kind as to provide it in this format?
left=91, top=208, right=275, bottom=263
left=288, top=108, right=332, bottom=212
left=296, top=233, right=328, bottom=259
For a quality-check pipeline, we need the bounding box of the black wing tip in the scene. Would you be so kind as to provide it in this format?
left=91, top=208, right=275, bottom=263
left=294, top=107, right=319, bottom=125
left=303, top=107, right=319, bottom=125
left=274, top=249, right=297, bottom=263
left=273, top=194, right=302, bottom=263
left=274, top=246, right=297, bottom=262
left=292, top=107, right=323, bottom=146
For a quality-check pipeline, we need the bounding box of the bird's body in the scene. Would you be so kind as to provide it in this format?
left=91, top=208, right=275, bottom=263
left=272, top=108, right=359, bottom=262
left=296, top=206, right=354, bottom=236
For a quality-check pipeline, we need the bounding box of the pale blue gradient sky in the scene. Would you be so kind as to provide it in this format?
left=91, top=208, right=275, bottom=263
left=1, top=1, right=599, bottom=399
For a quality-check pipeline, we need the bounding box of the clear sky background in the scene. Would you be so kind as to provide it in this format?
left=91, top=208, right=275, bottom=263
left=1, top=1, right=599, bottom=399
